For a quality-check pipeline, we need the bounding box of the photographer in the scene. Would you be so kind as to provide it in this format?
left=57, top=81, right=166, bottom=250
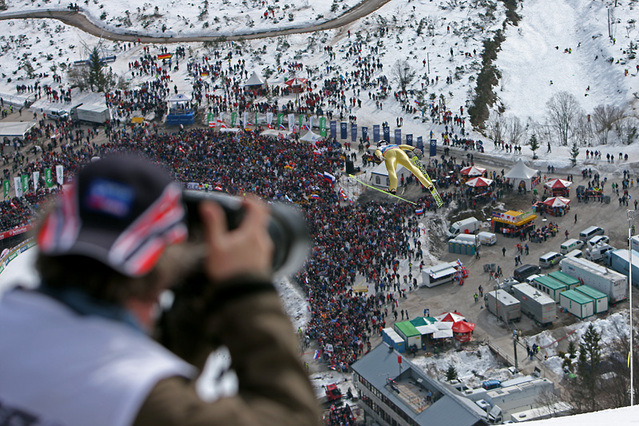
left=0, top=155, right=320, bottom=426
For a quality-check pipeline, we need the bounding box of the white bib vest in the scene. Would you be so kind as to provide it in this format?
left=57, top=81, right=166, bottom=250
left=0, top=290, right=196, bottom=426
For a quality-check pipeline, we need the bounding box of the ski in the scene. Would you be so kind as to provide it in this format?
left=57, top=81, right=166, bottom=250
left=348, top=174, right=417, bottom=205
left=410, top=156, right=444, bottom=207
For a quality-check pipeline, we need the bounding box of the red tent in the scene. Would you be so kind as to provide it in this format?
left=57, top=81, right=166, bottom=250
left=465, top=176, right=493, bottom=187
left=544, top=178, right=572, bottom=189
left=452, top=321, right=475, bottom=333
left=284, top=77, right=308, bottom=86
left=460, top=166, right=486, bottom=177
left=437, top=312, right=465, bottom=323
left=452, top=321, right=475, bottom=342
left=542, top=197, right=571, bottom=208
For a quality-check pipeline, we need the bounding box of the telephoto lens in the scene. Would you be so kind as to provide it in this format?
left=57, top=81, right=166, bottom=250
left=182, top=190, right=311, bottom=276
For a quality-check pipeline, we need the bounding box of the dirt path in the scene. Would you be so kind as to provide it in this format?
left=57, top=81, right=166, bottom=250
left=0, top=0, right=390, bottom=43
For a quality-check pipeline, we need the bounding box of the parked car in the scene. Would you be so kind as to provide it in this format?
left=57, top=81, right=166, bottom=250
left=587, top=235, right=610, bottom=249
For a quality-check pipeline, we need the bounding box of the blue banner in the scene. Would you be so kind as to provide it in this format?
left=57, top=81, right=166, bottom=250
left=394, top=129, right=401, bottom=145
left=430, top=138, right=437, bottom=157
left=406, top=134, right=413, bottom=146
left=340, top=122, right=347, bottom=139
left=330, top=121, right=337, bottom=139
left=383, top=126, right=390, bottom=142
left=417, top=136, right=424, bottom=151
left=361, top=126, right=368, bottom=143
left=373, top=125, right=380, bottom=143
left=351, top=123, right=357, bottom=142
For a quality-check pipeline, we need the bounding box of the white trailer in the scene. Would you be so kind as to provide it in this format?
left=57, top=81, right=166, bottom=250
left=485, top=290, right=521, bottom=322
left=560, top=257, right=627, bottom=304
left=421, top=261, right=459, bottom=288
left=511, top=283, right=556, bottom=325
left=71, top=103, right=112, bottom=124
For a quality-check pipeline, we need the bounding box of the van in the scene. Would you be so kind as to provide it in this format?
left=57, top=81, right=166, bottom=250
left=46, top=109, right=69, bottom=120
left=447, top=217, right=480, bottom=239
left=560, top=238, right=584, bottom=255
left=513, top=264, right=541, bottom=282
left=565, top=249, right=583, bottom=259
left=587, top=235, right=610, bottom=249
left=579, top=226, right=604, bottom=242
left=539, top=251, right=563, bottom=269
left=585, top=244, right=614, bottom=262
left=478, top=231, right=497, bottom=246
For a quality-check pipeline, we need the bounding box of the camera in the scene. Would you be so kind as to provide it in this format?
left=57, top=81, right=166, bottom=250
left=182, top=190, right=311, bottom=276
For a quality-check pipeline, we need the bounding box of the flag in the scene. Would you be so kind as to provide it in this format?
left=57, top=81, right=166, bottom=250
left=322, top=172, right=336, bottom=184
left=310, top=194, right=320, bottom=199
left=55, top=165, right=64, bottom=186
left=158, top=53, right=171, bottom=60
left=14, top=177, right=22, bottom=198
left=200, top=71, right=209, bottom=77
left=279, top=123, right=286, bottom=130
left=302, top=124, right=310, bottom=131
left=313, top=350, right=321, bottom=360
left=379, top=206, right=386, bottom=214
left=415, top=208, right=424, bottom=215
left=338, top=188, right=347, bottom=200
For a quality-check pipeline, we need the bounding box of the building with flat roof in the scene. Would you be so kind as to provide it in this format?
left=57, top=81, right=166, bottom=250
left=351, top=343, right=487, bottom=426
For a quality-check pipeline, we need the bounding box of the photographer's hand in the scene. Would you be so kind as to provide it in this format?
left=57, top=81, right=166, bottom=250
left=199, top=196, right=274, bottom=283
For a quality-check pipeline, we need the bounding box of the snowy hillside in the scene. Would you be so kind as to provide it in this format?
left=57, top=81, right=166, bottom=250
left=0, top=0, right=637, bottom=152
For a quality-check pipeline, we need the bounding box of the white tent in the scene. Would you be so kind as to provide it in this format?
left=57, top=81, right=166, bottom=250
left=299, top=130, right=323, bottom=143
left=244, top=71, right=265, bottom=87
left=504, top=159, right=539, bottom=192
left=369, top=162, right=412, bottom=189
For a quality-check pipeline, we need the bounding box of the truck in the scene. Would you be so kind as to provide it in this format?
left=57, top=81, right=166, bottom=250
left=485, top=290, right=521, bottom=322
left=70, top=103, right=112, bottom=124
left=477, top=231, right=497, bottom=246
left=560, top=256, right=627, bottom=304
left=447, top=217, right=480, bottom=239
left=511, top=283, right=556, bottom=326
left=606, top=248, right=639, bottom=288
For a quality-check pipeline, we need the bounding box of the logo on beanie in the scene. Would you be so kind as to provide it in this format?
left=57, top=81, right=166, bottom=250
left=85, top=179, right=135, bottom=218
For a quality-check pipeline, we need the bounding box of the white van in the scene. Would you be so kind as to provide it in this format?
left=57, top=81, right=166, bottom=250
left=565, top=249, right=583, bottom=259
left=579, top=226, right=605, bottom=242
left=539, top=251, right=563, bottom=269
left=447, top=217, right=480, bottom=239
left=478, top=232, right=497, bottom=246
left=560, top=238, right=584, bottom=255
left=585, top=244, right=614, bottom=262
left=587, top=235, right=610, bottom=249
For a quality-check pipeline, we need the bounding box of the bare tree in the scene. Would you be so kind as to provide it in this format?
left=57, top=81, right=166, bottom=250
left=592, top=104, right=625, bottom=145
left=486, top=113, right=505, bottom=144
left=506, top=115, right=526, bottom=147
left=546, top=91, right=582, bottom=146
left=392, top=60, right=415, bottom=94
left=614, top=116, right=639, bottom=145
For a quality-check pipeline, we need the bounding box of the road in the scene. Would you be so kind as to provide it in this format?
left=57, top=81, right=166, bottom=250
left=0, top=0, right=390, bottom=43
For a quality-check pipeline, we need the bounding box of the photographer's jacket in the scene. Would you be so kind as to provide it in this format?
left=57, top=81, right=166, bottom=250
left=0, top=280, right=320, bottom=426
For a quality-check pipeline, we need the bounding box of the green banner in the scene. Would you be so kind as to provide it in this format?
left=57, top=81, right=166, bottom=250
left=3, top=180, right=8, bottom=199
left=298, top=115, right=303, bottom=127
left=231, top=112, right=237, bottom=127
left=21, top=175, right=28, bottom=193
left=207, top=113, right=214, bottom=123
left=320, top=117, right=327, bottom=137
left=45, top=168, right=53, bottom=188
left=277, top=113, right=284, bottom=126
